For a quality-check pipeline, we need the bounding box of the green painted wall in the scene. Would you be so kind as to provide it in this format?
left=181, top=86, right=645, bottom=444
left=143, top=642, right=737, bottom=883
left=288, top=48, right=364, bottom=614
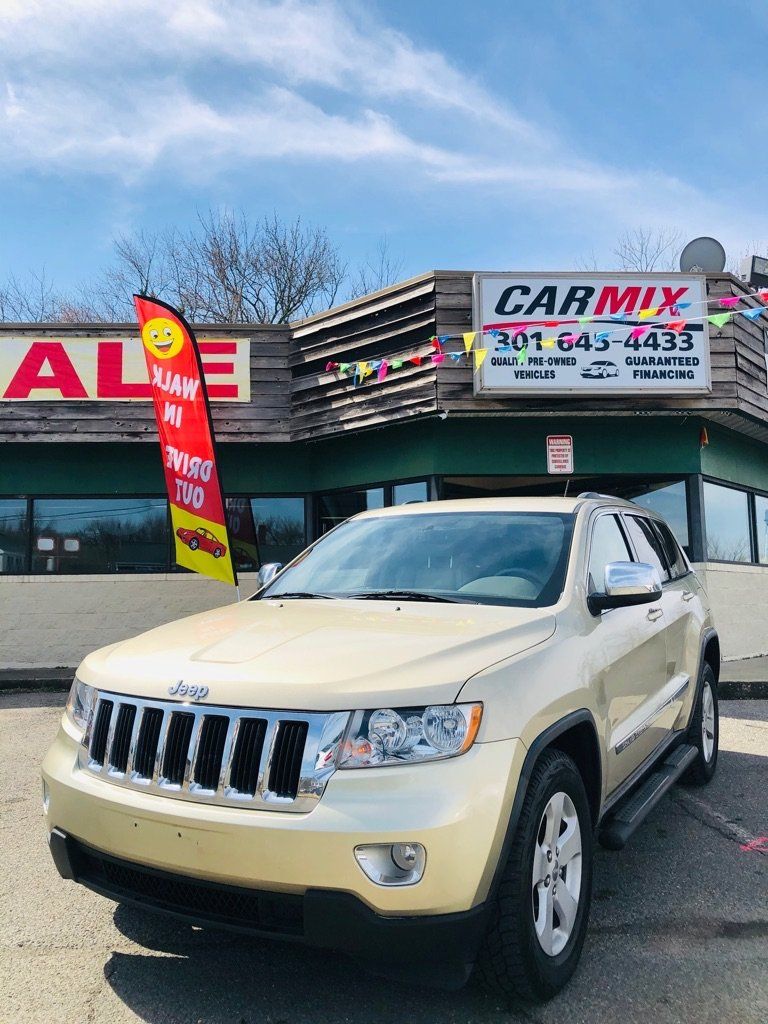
left=2, top=416, right=766, bottom=496
left=700, top=423, right=768, bottom=493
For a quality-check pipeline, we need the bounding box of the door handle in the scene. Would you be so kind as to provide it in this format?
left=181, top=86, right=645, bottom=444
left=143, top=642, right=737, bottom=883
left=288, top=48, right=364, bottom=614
left=681, top=591, right=696, bottom=602
left=647, top=607, right=663, bottom=621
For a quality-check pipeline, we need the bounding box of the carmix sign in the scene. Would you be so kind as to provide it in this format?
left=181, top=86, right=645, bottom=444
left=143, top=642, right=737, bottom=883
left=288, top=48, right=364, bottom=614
left=473, top=273, right=711, bottom=395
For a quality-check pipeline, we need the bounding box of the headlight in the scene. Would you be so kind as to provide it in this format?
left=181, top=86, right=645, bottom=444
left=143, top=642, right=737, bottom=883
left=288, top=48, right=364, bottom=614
left=338, top=703, right=482, bottom=769
left=65, top=677, right=95, bottom=734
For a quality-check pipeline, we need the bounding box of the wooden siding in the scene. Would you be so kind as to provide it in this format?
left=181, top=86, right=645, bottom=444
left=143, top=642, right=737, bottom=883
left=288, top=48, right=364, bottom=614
left=0, top=324, right=291, bottom=443
left=1, top=272, right=766, bottom=445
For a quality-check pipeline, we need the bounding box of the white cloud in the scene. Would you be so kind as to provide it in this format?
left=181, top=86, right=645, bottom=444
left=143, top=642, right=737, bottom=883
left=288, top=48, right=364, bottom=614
left=0, top=0, right=765, bottom=249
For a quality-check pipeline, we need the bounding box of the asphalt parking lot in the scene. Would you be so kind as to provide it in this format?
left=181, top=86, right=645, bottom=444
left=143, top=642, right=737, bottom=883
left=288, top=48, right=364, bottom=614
left=1, top=692, right=766, bottom=1024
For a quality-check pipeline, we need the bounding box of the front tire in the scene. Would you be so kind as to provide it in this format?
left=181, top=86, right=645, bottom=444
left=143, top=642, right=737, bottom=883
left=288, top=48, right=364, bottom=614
left=684, top=662, right=719, bottom=785
left=189, top=538, right=199, bottom=551
left=477, top=749, right=593, bottom=1003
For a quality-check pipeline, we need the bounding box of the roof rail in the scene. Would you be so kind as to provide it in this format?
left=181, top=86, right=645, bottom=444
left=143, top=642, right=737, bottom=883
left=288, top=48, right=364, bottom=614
left=577, top=491, right=623, bottom=500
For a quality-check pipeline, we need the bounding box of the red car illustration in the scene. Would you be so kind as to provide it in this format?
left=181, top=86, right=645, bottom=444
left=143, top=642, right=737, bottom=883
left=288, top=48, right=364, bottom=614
left=176, top=527, right=227, bottom=558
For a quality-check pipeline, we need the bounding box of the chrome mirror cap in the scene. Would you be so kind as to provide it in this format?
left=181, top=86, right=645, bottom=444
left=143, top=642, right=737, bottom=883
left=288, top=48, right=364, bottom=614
left=257, top=562, right=284, bottom=588
left=605, top=561, right=662, bottom=598
left=589, top=561, right=662, bottom=615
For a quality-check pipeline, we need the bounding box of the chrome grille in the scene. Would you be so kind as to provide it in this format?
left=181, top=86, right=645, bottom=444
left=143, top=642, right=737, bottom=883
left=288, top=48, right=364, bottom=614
left=80, top=692, right=349, bottom=813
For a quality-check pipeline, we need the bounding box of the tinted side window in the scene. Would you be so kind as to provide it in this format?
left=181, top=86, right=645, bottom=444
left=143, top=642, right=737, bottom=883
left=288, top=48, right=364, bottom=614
left=652, top=520, right=688, bottom=579
left=623, top=515, right=669, bottom=582
left=587, top=514, right=632, bottom=594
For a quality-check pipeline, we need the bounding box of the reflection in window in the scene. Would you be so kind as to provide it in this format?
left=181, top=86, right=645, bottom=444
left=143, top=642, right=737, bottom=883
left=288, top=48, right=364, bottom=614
left=703, top=483, right=751, bottom=563
left=318, top=489, right=384, bottom=535
left=31, top=499, right=168, bottom=574
left=226, top=497, right=306, bottom=571
left=393, top=481, right=429, bottom=505
left=0, top=499, right=28, bottom=574
left=627, top=480, right=689, bottom=549
left=755, top=495, right=768, bottom=565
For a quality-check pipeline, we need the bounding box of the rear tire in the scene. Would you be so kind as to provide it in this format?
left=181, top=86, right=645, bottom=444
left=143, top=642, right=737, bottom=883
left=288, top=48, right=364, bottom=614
left=476, top=749, right=593, bottom=1003
left=683, top=662, right=719, bottom=785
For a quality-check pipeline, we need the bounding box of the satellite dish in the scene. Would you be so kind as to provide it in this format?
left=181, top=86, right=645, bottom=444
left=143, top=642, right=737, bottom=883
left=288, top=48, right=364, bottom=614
left=679, top=236, right=726, bottom=273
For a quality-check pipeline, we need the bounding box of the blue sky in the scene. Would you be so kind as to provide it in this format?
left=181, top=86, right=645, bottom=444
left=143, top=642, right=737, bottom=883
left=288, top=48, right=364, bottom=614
left=0, top=0, right=766, bottom=298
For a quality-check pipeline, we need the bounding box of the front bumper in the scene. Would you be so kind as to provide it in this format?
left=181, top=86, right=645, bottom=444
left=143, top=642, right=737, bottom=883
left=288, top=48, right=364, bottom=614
left=49, top=828, right=490, bottom=984
left=42, top=720, right=524, bottom=920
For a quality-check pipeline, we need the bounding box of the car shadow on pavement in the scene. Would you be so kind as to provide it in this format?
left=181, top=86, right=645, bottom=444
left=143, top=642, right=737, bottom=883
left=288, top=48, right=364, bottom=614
left=109, top=903, right=511, bottom=1024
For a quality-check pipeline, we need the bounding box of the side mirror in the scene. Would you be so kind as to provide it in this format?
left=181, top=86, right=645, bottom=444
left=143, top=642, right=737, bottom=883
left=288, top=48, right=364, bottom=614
left=588, top=561, right=661, bottom=615
left=257, top=562, right=283, bottom=588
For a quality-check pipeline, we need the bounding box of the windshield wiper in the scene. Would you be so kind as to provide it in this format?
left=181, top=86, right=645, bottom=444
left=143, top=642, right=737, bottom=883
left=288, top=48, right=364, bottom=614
left=348, top=589, right=473, bottom=604
left=263, top=591, right=336, bottom=600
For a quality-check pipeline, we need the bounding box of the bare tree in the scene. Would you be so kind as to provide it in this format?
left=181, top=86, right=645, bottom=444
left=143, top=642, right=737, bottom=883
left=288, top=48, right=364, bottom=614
left=613, top=227, right=682, bottom=273
left=347, top=237, right=405, bottom=299
left=0, top=269, right=62, bottom=321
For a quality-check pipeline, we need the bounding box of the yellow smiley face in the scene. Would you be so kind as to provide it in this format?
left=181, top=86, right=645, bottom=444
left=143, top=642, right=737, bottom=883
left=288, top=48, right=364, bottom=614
left=142, top=317, right=185, bottom=359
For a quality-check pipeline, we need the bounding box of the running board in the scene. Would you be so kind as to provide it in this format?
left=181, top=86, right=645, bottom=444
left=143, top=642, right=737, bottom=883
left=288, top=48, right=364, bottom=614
left=598, top=744, right=697, bottom=851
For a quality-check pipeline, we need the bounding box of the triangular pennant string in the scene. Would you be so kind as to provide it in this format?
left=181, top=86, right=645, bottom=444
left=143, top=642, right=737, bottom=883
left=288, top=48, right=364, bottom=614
left=473, top=348, right=488, bottom=370
left=708, top=312, right=731, bottom=329
left=462, top=332, right=476, bottom=352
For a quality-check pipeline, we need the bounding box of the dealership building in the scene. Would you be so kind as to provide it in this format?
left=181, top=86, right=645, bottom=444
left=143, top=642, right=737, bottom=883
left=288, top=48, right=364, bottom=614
left=1, top=269, right=768, bottom=671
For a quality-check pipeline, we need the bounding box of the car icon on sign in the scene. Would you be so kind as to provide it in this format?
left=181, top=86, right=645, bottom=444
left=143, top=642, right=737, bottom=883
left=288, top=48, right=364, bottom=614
left=581, top=360, right=619, bottom=379
left=176, top=526, right=227, bottom=558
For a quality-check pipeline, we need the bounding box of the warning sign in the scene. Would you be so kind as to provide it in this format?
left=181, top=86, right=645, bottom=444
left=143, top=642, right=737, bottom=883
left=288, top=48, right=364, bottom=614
left=547, top=435, right=573, bottom=475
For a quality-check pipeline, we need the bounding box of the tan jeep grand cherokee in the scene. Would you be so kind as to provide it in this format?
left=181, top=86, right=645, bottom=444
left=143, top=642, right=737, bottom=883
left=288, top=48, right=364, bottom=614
left=42, top=496, right=720, bottom=1001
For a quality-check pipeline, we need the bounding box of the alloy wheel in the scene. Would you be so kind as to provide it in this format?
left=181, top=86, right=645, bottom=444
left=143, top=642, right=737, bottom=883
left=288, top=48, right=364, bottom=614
left=532, top=791, right=583, bottom=956
left=702, top=681, right=716, bottom=761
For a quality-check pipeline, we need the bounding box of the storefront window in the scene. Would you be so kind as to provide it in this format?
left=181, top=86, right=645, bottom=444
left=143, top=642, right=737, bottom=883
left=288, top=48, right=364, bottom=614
left=31, top=499, right=168, bottom=574
left=755, top=495, right=768, bottom=565
left=317, top=488, right=384, bottom=535
left=627, top=480, right=689, bottom=550
left=703, top=483, right=751, bottom=563
left=226, top=497, right=306, bottom=570
left=393, top=480, right=429, bottom=505
left=0, top=500, right=28, bottom=573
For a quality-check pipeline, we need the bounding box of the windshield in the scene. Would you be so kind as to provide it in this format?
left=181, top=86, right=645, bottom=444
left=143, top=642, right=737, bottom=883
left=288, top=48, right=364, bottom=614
left=259, top=511, right=575, bottom=607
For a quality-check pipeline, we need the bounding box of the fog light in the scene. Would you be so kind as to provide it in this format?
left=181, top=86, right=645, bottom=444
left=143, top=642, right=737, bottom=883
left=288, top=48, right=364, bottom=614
left=354, top=842, right=426, bottom=886
left=42, top=781, right=50, bottom=815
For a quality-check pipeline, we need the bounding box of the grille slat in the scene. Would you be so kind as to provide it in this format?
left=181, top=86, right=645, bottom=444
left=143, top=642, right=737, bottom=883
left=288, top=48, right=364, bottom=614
left=89, top=699, right=114, bottom=766
left=162, top=712, right=195, bottom=786
left=133, top=708, right=163, bottom=779
left=81, top=694, right=329, bottom=812
left=229, top=718, right=267, bottom=795
left=109, top=703, right=136, bottom=773
left=193, top=715, right=228, bottom=791
left=268, top=721, right=308, bottom=799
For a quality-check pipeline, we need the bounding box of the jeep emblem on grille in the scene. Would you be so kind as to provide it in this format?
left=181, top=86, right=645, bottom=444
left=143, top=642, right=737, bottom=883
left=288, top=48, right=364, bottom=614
left=168, top=681, right=209, bottom=701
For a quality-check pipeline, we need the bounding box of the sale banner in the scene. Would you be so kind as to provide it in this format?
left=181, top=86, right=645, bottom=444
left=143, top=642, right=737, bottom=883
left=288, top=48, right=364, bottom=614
left=133, top=294, right=237, bottom=587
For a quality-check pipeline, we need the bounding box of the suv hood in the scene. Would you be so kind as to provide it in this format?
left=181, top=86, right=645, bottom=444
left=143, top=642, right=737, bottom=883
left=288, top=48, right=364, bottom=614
left=78, top=598, right=556, bottom=710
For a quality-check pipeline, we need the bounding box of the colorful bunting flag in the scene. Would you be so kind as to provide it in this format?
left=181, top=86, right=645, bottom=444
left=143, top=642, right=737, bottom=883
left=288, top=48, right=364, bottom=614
left=665, top=320, right=687, bottom=333
left=560, top=333, right=579, bottom=347
left=410, top=355, right=423, bottom=366
left=629, top=326, right=648, bottom=340
left=391, top=359, right=403, bottom=369
left=325, top=361, right=340, bottom=372
left=610, top=312, right=628, bottom=322
left=449, top=352, right=463, bottom=362
left=578, top=317, right=592, bottom=326
left=742, top=308, right=765, bottom=321
left=431, top=353, right=445, bottom=364
left=638, top=307, right=660, bottom=320
left=719, top=296, right=741, bottom=308
left=516, top=346, right=528, bottom=365
left=708, top=312, right=731, bottom=329
left=595, top=331, right=610, bottom=342
left=474, top=348, right=488, bottom=370
left=541, top=338, right=556, bottom=348
left=509, top=325, right=528, bottom=339
left=463, top=332, right=476, bottom=352
left=377, top=359, right=389, bottom=382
